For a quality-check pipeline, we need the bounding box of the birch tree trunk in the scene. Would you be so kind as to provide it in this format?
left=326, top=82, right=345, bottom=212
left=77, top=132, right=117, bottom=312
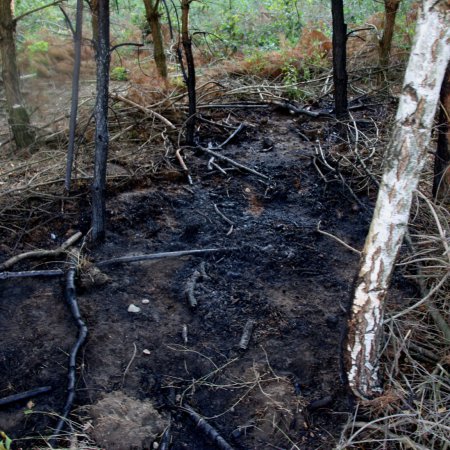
left=347, top=0, right=450, bottom=399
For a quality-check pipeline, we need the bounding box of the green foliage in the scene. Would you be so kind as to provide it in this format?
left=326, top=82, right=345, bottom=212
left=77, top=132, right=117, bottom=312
left=27, top=40, right=49, bottom=54
left=111, top=66, right=128, bottom=81
left=281, top=61, right=303, bottom=99
left=0, top=432, right=11, bottom=450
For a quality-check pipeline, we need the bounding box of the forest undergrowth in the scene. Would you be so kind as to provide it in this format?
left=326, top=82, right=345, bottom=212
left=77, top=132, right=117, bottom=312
left=0, top=6, right=449, bottom=447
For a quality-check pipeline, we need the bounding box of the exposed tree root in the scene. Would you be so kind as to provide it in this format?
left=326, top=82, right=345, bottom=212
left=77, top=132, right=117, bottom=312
left=0, top=231, right=82, bottom=270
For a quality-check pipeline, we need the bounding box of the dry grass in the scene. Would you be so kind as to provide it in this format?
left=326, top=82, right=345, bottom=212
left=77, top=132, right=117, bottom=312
left=1, top=25, right=446, bottom=449
left=334, top=120, right=450, bottom=449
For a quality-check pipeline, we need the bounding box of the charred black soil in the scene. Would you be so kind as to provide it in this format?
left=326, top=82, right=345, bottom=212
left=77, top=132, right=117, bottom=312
left=0, top=110, right=408, bottom=449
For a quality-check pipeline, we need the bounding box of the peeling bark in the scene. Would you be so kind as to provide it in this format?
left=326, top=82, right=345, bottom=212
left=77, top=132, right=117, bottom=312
left=347, top=0, right=450, bottom=399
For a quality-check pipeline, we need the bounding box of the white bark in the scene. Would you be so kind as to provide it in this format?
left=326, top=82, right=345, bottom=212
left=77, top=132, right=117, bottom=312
left=347, top=0, right=450, bottom=399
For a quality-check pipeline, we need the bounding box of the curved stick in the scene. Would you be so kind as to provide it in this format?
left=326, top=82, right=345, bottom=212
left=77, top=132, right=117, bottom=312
left=50, top=268, right=88, bottom=444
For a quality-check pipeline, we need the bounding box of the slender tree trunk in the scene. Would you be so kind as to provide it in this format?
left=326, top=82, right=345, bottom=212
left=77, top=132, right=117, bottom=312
left=91, top=0, right=99, bottom=43
left=346, top=0, right=450, bottom=399
left=65, top=0, right=84, bottom=191
left=143, top=0, right=168, bottom=78
left=0, top=0, right=34, bottom=149
left=433, top=62, right=450, bottom=201
left=331, top=0, right=348, bottom=120
left=181, top=0, right=196, bottom=145
left=91, top=0, right=110, bottom=242
left=379, top=0, right=401, bottom=69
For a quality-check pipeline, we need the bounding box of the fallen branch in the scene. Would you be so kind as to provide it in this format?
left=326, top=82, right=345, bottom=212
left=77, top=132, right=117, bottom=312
left=50, top=267, right=88, bottom=444
left=0, top=386, right=52, bottom=407
left=213, top=204, right=235, bottom=226
left=268, top=99, right=333, bottom=118
left=184, top=262, right=210, bottom=309
left=239, top=319, right=256, bottom=350
left=217, top=123, right=245, bottom=148
left=0, top=231, right=82, bottom=270
left=196, top=146, right=269, bottom=180
left=176, top=148, right=193, bottom=185
left=208, top=157, right=228, bottom=175
left=0, top=269, right=64, bottom=280
left=97, top=248, right=235, bottom=267
left=316, top=221, right=361, bottom=255
left=111, top=93, right=176, bottom=129
left=185, top=269, right=202, bottom=308
left=182, top=405, right=234, bottom=450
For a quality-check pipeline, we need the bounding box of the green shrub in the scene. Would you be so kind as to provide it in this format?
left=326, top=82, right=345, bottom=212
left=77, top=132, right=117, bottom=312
left=111, top=66, right=128, bottom=81
left=27, top=40, right=48, bottom=54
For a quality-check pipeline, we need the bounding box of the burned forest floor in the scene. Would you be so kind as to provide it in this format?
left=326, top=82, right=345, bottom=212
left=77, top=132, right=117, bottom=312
left=0, top=95, right=416, bottom=449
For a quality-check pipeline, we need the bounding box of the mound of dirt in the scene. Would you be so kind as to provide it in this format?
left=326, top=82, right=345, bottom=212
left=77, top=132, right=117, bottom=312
left=88, top=391, right=168, bottom=449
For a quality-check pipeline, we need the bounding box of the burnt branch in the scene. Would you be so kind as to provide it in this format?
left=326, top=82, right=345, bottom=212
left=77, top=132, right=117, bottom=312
left=0, top=386, right=52, bottom=407
left=50, top=267, right=88, bottom=443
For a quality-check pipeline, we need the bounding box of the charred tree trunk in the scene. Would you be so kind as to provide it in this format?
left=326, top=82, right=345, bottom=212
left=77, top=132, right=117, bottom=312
left=433, top=62, right=450, bottom=201
left=143, top=0, right=168, bottom=79
left=181, top=0, right=196, bottom=145
left=65, top=0, right=84, bottom=191
left=331, top=0, right=348, bottom=120
left=347, top=0, right=450, bottom=399
left=379, top=0, right=401, bottom=70
left=0, top=0, right=34, bottom=149
left=91, top=0, right=110, bottom=242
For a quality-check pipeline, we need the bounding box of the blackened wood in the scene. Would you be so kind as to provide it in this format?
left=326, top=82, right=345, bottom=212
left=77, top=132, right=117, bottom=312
left=65, top=0, right=84, bottom=191
left=183, top=405, right=234, bottom=450
left=331, top=0, right=348, bottom=119
left=433, top=62, right=450, bottom=200
left=0, top=269, right=64, bottom=280
left=50, top=268, right=88, bottom=443
left=0, top=386, right=52, bottom=407
left=97, top=247, right=234, bottom=267
left=91, top=0, right=110, bottom=242
left=181, top=0, right=196, bottom=145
